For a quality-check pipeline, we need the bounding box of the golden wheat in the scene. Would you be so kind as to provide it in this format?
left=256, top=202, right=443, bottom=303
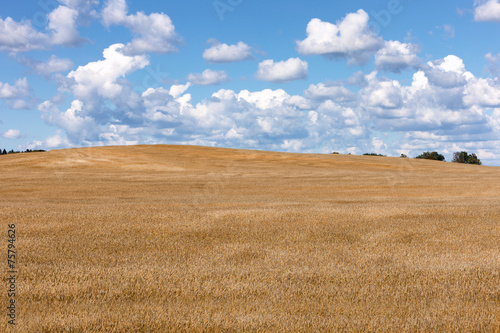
left=1, top=145, right=499, bottom=332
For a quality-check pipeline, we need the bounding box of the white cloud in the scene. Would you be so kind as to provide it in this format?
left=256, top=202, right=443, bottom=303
left=0, top=78, right=31, bottom=99
left=474, top=0, right=500, bottom=22
left=360, top=73, right=404, bottom=111
left=463, top=78, right=500, bottom=107
left=67, top=43, right=149, bottom=100
left=37, top=43, right=151, bottom=145
left=187, top=69, right=229, bottom=85
left=0, top=17, right=51, bottom=52
left=355, top=61, right=494, bottom=135
left=203, top=40, right=253, bottom=63
left=235, top=89, right=291, bottom=109
left=375, top=41, right=421, bottom=72
left=58, top=0, right=99, bottom=20
left=281, top=139, right=304, bottom=152
left=2, top=129, right=23, bottom=139
left=284, top=95, right=312, bottom=110
left=0, top=78, right=34, bottom=109
left=102, top=0, right=179, bottom=55
left=421, top=55, right=469, bottom=88
left=39, top=55, right=74, bottom=74
left=296, top=10, right=383, bottom=64
left=169, top=83, right=192, bottom=98
left=45, top=131, right=72, bottom=148
left=0, top=2, right=89, bottom=53
left=19, top=55, right=73, bottom=76
left=486, top=53, right=500, bottom=77
left=48, top=6, right=83, bottom=46
left=256, top=58, right=308, bottom=83
left=39, top=99, right=98, bottom=142
left=304, top=82, right=356, bottom=102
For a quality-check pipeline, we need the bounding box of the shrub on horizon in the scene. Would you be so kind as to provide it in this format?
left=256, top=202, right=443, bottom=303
left=452, top=151, right=482, bottom=165
left=415, top=151, right=445, bottom=161
left=363, top=153, right=386, bottom=157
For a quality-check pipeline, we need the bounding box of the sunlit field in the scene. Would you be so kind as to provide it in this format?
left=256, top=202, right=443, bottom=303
left=1, top=145, right=499, bottom=331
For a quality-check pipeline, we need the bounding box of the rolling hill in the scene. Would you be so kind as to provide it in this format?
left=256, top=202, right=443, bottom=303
left=1, top=145, right=499, bottom=331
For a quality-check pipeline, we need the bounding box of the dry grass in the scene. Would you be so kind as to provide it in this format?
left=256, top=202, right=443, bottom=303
left=1, top=144, right=499, bottom=332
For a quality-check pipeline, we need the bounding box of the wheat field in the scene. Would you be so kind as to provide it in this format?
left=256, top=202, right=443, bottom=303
left=1, top=145, right=499, bottom=332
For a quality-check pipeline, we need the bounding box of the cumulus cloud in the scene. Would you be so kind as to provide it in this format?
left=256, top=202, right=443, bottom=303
left=360, top=72, right=404, bottom=111
left=463, top=78, right=500, bottom=107
left=18, top=55, right=73, bottom=76
left=101, top=0, right=179, bottom=55
left=0, top=17, right=51, bottom=52
left=169, top=83, right=192, bottom=98
left=37, top=43, right=153, bottom=145
left=304, top=82, right=356, bottom=102
left=296, top=9, right=383, bottom=64
left=0, top=78, right=34, bottom=109
left=356, top=59, right=495, bottom=135
left=420, top=55, right=469, bottom=88
left=256, top=58, right=308, bottom=83
left=187, top=69, right=229, bottom=85
left=39, top=99, right=98, bottom=143
left=474, top=0, right=500, bottom=22
left=203, top=40, right=253, bottom=63
left=48, top=5, right=84, bottom=46
left=67, top=43, right=149, bottom=100
left=0, top=78, right=31, bottom=99
left=45, top=131, right=72, bottom=148
left=58, top=0, right=99, bottom=23
left=2, top=129, right=23, bottom=139
left=375, top=41, right=421, bottom=72
left=0, top=2, right=90, bottom=53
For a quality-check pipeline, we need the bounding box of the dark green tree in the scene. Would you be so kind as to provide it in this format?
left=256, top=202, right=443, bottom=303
left=415, top=151, right=445, bottom=161
left=363, top=153, right=386, bottom=156
left=2, top=149, right=6, bottom=155
left=453, top=151, right=482, bottom=165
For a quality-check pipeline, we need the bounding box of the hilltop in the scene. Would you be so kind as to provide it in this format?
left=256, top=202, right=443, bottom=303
left=0, top=144, right=498, bottom=204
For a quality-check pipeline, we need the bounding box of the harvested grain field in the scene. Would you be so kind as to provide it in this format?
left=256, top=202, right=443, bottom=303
left=1, top=144, right=499, bottom=331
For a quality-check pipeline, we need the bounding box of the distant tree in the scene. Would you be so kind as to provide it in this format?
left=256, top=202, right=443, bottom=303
left=453, top=151, right=482, bottom=165
left=2, top=149, right=6, bottom=155
left=363, top=153, right=386, bottom=157
left=453, top=151, right=467, bottom=163
left=415, top=151, right=445, bottom=161
left=400, top=154, right=407, bottom=158
left=331, top=152, right=340, bottom=154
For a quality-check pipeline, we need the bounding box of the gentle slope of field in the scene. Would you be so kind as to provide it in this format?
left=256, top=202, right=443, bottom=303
left=1, top=145, right=499, bottom=331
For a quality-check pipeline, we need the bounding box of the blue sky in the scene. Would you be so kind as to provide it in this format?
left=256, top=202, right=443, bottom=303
left=1, top=0, right=499, bottom=164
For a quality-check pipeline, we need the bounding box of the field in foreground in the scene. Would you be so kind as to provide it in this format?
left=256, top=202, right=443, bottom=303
left=1, top=145, right=499, bottom=332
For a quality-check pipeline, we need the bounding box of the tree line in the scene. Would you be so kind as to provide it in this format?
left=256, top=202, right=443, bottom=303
left=414, top=151, right=482, bottom=165
left=0, top=148, right=46, bottom=155
left=335, top=150, right=483, bottom=165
